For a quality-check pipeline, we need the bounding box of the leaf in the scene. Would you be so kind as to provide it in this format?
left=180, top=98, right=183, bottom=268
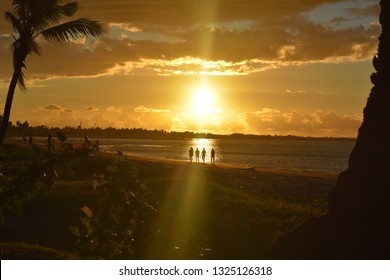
left=40, top=18, right=103, bottom=44
left=80, top=205, right=93, bottom=219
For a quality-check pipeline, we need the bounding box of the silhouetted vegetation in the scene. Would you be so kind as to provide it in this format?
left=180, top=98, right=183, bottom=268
left=2, top=119, right=355, bottom=142
left=0, top=140, right=333, bottom=259
left=0, top=142, right=156, bottom=259
left=0, top=0, right=102, bottom=144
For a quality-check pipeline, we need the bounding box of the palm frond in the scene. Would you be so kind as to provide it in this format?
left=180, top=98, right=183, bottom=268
left=11, top=0, right=28, bottom=23
left=17, top=69, right=26, bottom=89
left=40, top=18, right=103, bottom=43
left=28, top=0, right=64, bottom=31
left=60, top=1, right=78, bottom=17
left=4, top=11, right=23, bottom=34
left=27, top=38, right=41, bottom=56
left=11, top=39, right=27, bottom=89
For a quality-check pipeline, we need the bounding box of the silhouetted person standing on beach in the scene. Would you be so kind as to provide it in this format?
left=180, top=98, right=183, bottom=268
left=188, top=147, right=194, bottom=163
left=48, top=134, right=55, bottom=153
left=201, top=148, right=206, bottom=163
left=211, top=148, right=215, bottom=164
left=84, top=134, right=91, bottom=148
left=195, top=148, right=200, bottom=162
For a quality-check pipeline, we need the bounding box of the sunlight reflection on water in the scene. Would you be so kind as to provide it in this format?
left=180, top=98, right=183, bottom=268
left=99, top=138, right=355, bottom=174
left=190, top=139, right=215, bottom=163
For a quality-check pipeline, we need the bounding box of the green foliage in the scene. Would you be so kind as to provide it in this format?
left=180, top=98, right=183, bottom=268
left=0, top=140, right=102, bottom=226
left=71, top=157, right=155, bottom=259
left=0, top=144, right=49, bottom=225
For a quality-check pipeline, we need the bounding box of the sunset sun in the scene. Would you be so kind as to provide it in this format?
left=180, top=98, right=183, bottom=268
left=192, top=84, right=215, bottom=110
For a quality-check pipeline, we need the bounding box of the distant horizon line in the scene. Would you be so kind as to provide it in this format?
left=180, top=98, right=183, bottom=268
left=6, top=121, right=357, bottom=141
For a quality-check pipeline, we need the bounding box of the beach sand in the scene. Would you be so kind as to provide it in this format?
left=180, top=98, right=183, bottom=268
left=107, top=153, right=338, bottom=198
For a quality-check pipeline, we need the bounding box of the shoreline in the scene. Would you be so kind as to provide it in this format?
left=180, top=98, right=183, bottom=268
left=4, top=137, right=339, bottom=179
left=7, top=137, right=341, bottom=178
left=100, top=151, right=338, bottom=180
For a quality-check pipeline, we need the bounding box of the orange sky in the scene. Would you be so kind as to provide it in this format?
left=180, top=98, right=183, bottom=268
left=0, top=0, right=381, bottom=137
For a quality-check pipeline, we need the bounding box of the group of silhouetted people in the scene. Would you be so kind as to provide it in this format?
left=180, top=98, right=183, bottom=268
left=188, top=147, right=215, bottom=164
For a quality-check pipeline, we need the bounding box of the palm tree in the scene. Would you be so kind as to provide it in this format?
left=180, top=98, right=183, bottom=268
left=0, top=0, right=103, bottom=144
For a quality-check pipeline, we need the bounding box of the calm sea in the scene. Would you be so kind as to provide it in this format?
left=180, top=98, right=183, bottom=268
left=98, top=138, right=355, bottom=175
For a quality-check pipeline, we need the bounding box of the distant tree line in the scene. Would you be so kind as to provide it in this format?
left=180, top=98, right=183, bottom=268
left=1, top=117, right=355, bottom=142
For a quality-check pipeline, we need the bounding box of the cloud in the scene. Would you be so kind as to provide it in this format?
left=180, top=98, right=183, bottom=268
left=134, top=106, right=170, bottom=113
left=347, top=3, right=380, bottom=17
left=170, top=110, right=247, bottom=134
left=132, top=106, right=172, bottom=130
left=26, top=102, right=362, bottom=137
left=43, top=104, right=63, bottom=111
left=86, top=106, right=99, bottom=112
left=105, top=106, right=123, bottom=113
left=0, top=0, right=380, bottom=81
left=244, top=108, right=361, bottom=137
left=39, top=104, right=74, bottom=113
left=75, top=0, right=350, bottom=27
left=165, top=107, right=361, bottom=137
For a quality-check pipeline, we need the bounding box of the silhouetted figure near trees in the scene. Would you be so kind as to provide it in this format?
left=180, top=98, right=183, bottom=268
left=95, top=139, right=100, bottom=151
left=211, top=148, right=215, bottom=164
left=201, top=148, right=206, bottom=163
left=84, top=134, right=91, bottom=148
left=47, top=134, right=55, bottom=153
left=188, top=147, right=194, bottom=163
left=195, top=148, right=200, bottom=162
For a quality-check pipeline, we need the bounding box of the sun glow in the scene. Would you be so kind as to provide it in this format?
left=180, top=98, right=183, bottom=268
left=184, top=82, right=225, bottom=131
left=193, top=85, right=214, bottom=108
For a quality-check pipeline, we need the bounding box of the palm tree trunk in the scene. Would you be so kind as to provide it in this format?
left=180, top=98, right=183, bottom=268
left=0, top=67, right=22, bottom=144
left=329, top=0, right=390, bottom=217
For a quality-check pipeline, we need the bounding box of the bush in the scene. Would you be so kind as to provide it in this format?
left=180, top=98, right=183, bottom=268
left=70, top=156, right=156, bottom=259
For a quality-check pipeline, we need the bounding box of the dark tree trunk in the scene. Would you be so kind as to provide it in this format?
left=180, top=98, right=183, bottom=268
left=0, top=67, right=22, bottom=144
left=271, top=0, right=390, bottom=259
left=328, top=0, right=390, bottom=218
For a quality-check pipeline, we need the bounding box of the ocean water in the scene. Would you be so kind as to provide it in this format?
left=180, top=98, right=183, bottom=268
left=99, top=138, right=355, bottom=175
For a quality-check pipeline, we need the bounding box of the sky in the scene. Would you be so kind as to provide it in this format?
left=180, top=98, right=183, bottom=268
left=0, top=0, right=381, bottom=137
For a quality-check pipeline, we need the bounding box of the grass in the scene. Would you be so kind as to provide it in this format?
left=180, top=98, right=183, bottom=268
left=0, top=144, right=337, bottom=259
left=130, top=160, right=335, bottom=259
